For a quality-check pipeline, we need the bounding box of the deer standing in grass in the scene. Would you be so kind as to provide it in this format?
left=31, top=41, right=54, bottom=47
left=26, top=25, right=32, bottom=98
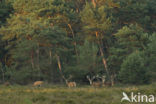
left=4, top=81, right=10, bottom=86
left=33, top=81, right=43, bottom=87
left=87, top=75, right=101, bottom=87
left=96, top=75, right=112, bottom=87
left=87, top=75, right=106, bottom=87
left=65, top=75, right=76, bottom=88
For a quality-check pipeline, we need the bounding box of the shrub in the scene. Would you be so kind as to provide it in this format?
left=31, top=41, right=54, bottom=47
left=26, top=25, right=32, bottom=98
left=119, top=52, right=150, bottom=84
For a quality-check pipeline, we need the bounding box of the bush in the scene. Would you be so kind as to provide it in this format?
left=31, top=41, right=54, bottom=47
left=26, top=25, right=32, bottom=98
left=119, top=52, right=150, bottom=84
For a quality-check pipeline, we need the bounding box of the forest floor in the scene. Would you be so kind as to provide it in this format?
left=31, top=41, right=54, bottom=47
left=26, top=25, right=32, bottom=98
left=0, top=83, right=156, bottom=104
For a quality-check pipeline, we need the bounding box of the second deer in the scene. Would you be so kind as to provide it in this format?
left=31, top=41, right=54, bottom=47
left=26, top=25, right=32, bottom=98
left=65, top=75, right=76, bottom=88
left=87, top=75, right=107, bottom=87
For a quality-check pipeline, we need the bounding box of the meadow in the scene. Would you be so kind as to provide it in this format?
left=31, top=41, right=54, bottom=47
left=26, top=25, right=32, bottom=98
left=0, top=84, right=156, bottom=104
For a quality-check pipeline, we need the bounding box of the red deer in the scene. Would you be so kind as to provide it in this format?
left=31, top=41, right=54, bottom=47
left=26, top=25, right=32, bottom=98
left=65, top=75, right=76, bottom=88
left=87, top=75, right=108, bottom=87
left=33, top=81, right=43, bottom=87
left=4, top=82, right=10, bottom=86
left=87, top=75, right=102, bottom=87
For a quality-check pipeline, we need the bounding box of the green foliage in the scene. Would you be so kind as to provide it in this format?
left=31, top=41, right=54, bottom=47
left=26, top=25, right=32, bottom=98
left=65, top=40, right=101, bottom=81
left=0, top=0, right=155, bottom=85
left=113, top=0, right=156, bottom=32
left=115, top=24, right=149, bottom=52
left=145, top=33, right=156, bottom=81
left=0, top=0, right=13, bottom=26
left=80, top=2, right=112, bottom=41
left=119, top=52, right=150, bottom=84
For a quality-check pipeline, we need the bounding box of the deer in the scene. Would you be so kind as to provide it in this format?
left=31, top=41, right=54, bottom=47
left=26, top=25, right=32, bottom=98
left=96, top=75, right=106, bottom=87
left=97, top=75, right=113, bottom=87
left=3, top=81, right=10, bottom=86
left=65, top=75, right=76, bottom=88
left=87, top=75, right=102, bottom=87
left=87, top=75, right=109, bottom=87
left=33, top=81, right=43, bottom=87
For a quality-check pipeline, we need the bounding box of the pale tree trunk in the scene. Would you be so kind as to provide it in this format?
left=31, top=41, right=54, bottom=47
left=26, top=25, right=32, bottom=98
left=111, top=74, right=116, bottom=86
left=67, top=24, right=78, bottom=57
left=56, top=55, right=66, bottom=82
left=95, top=32, right=109, bottom=76
left=31, top=51, right=35, bottom=70
left=92, top=0, right=96, bottom=8
left=36, top=43, right=41, bottom=78
left=49, top=50, right=52, bottom=64
left=30, top=51, right=35, bottom=81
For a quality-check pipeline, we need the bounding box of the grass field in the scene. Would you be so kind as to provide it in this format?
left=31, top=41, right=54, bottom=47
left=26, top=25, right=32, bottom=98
left=0, top=84, right=156, bottom=104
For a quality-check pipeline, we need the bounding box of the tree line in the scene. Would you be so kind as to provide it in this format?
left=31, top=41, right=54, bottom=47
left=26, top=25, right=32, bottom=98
left=0, top=0, right=155, bottom=85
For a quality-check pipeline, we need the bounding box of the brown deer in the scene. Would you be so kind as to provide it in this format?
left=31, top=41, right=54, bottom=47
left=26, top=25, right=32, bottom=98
left=104, top=82, right=112, bottom=87
left=4, top=82, right=10, bottom=86
left=87, top=75, right=102, bottom=87
left=65, top=75, right=76, bottom=88
left=92, top=81, right=102, bottom=87
left=33, top=81, right=43, bottom=87
left=96, top=75, right=106, bottom=87
left=66, top=82, right=76, bottom=88
left=87, top=75, right=108, bottom=87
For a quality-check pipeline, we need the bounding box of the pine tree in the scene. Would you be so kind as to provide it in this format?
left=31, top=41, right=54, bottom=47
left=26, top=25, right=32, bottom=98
left=80, top=2, right=112, bottom=77
left=119, top=51, right=150, bottom=84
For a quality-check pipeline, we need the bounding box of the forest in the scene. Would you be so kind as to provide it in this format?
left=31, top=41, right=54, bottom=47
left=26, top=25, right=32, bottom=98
left=0, top=0, right=156, bottom=86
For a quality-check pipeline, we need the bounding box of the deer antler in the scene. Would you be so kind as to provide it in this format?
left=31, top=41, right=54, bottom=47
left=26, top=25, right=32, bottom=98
left=86, top=75, right=96, bottom=85
left=95, top=75, right=106, bottom=86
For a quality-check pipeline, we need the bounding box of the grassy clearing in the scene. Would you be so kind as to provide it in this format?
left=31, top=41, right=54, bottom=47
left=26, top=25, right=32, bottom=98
left=0, top=84, right=156, bottom=104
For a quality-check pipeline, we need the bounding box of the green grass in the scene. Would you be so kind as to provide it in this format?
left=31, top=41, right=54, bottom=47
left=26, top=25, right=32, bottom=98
left=0, top=83, right=156, bottom=104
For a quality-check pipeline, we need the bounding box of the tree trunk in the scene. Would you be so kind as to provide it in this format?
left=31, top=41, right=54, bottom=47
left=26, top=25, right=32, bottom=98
left=36, top=43, right=41, bottom=79
left=49, top=50, right=52, bottom=64
left=95, top=32, right=109, bottom=76
left=111, top=75, right=114, bottom=86
left=92, top=0, right=96, bottom=8
left=67, top=24, right=78, bottom=57
left=30, top=51, right=35, bottom=81
left=56, top=55, right=66, bottom=81
left=0, top=67, right=5, bottom=82
left=31, top=51, right=35, bottom=70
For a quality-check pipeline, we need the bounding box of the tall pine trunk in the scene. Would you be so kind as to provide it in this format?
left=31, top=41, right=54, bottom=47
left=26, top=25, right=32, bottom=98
left=30, top=51, right=35, bottom=81
left=36, top=43, right=41, bottom=79
left=68, top=24, right=78, bottom=57
left=49, top=50, right=52, bottom=64
left=0, top=67, right=5, bottom=82
left=92, top=0, right=96, bottom=8
left=56, top=55, right=66, bottom=83
left=96, top=32, right=109, bottom=77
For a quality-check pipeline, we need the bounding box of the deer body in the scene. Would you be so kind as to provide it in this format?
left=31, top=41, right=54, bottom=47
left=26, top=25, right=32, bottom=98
left=65, top=75, right=76, bottom=88
left=87, top=75, right=108, bottom=87
left=104, top=82, right=112, bottom=87
left=92, top=81, right=102, bottom=87
left=33, top=81, right=43, bottom=87
left=66, top=81, right=76, bottom=88
left=4, top=82, right=10, bottom=86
